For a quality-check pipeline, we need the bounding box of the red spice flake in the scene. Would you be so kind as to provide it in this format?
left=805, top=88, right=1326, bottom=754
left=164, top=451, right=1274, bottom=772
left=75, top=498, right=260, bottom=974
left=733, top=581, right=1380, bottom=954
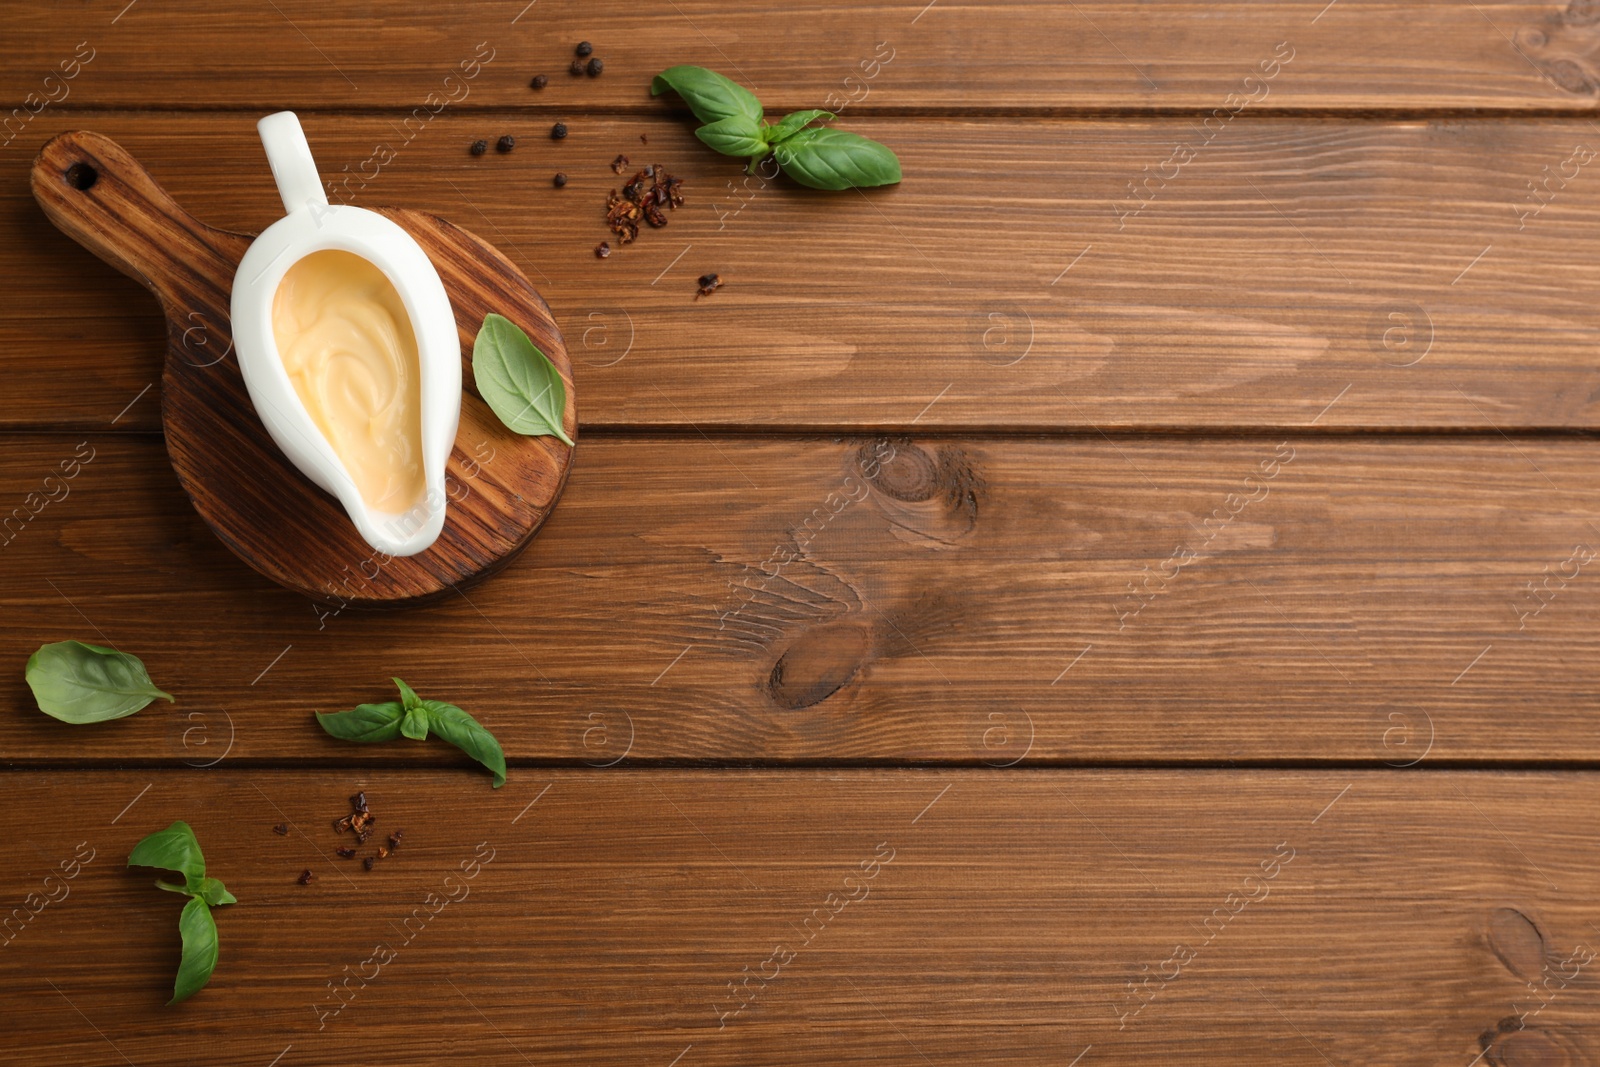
left=363, top=856, right=377, bottom=871
left=595, top=241, right=611, bottom=258
left=611, top=154, right=630, bottom=174
left=377, top=846, right=391, bottom=860
left=335, top=846, right=356, bottom=859
left=697, top=272, right=723, bottom=298
left=273, top=823, right=289, bottom=836
left=333, top=815, right=353, bottom=833
left=350, top=792, right=368, bottom=814
left=640, top=133, right=648, bottom=144
left=605, top=163, right=684, bottom=245
left=388, top=830, right=404, bottom=850
left=297, top=869, right=314, bottom=885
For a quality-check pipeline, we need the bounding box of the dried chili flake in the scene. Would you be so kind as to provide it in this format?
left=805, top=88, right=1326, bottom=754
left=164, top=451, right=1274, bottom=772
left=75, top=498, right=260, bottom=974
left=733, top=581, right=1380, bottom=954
left=697, top=273, right=723, bottom=297
left=377, top=846, right=391, bottom=860
left=335, top=846, right=356, bottom=859
left=351, top=792, right=368, bottom=814
left=611, top=154, right=630, bottom=174
left=388, top=830, right=404, bottom=850
left=363, top=856, right=377, bottom=871
left=297, top=869, right=314, bottom=885
left=273, top=823, right=289, bottom=836
left=604, top=164, right=684, bottom=244
left=595, top=241, right=611, bottom=258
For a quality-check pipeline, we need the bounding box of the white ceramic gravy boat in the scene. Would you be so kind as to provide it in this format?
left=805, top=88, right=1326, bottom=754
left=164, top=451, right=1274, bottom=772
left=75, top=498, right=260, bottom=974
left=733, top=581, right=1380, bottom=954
left=231, top=111, right=461, bottom=557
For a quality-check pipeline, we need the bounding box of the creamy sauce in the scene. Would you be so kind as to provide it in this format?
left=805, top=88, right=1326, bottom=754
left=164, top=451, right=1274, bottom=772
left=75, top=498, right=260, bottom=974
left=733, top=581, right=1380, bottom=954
left=271, top=250, right=425, bottom=512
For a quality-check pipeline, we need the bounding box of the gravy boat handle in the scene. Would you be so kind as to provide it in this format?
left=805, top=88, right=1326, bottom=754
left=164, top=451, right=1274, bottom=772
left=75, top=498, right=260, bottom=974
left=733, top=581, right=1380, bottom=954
left=257, top=111, right=328, bottom=216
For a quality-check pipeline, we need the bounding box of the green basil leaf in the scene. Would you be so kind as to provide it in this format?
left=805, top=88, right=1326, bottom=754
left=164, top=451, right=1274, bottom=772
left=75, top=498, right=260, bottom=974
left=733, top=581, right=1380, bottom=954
left=773, top=127, right=902, bottom=190
left=315, top=700, right=404, bottom=743
left=170, top=896, right=219, bottom=1005
left=400, top=703, right=429, bottom=741
left=25, top=640, right=174, bottom=724
left=694, top=115, right=769, bottom=159
left=650, top=64, right=763, bottom=126
left=394, top=676, right=422, bottom=711
left=473, top=313, right=575, bottom=447
left=129, top=821, right=206, bottom=889
left=763, top=109, right=834, bottom=145
left=423, top=699, right=507, bottom=788
left=194, top=876, right=236, bottom=908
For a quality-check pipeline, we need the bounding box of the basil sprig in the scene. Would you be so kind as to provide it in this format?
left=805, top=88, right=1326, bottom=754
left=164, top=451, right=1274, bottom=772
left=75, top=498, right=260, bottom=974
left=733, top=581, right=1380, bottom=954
left=25, top=640, right=174, bottom=724
left=316, top=677, right=507, bottom=788
left=651, top=65, right=901, bottom=189
left=473, top=313, right=574, bottom=447
left=128, top=821, right=236, bottom=1005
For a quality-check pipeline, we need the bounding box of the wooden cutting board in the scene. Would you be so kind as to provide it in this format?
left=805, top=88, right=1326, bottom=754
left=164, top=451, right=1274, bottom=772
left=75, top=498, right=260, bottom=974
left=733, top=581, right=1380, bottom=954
left=31, top=130, right=576, bottom=607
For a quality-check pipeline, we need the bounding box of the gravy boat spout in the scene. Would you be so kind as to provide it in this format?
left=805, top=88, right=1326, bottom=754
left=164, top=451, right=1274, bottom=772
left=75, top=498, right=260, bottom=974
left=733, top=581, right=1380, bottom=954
left=231, top=111, right=461, bottom=557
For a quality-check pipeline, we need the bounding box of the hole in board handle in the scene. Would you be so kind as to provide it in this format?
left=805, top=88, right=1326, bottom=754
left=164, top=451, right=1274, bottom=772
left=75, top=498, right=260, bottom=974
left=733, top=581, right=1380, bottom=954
left=65, top=162, right=98, bottom=191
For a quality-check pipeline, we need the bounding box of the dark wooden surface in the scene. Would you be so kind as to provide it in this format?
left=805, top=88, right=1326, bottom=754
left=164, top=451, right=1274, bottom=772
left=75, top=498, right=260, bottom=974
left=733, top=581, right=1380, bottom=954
left=4, top=2, right=1600, bottom=1064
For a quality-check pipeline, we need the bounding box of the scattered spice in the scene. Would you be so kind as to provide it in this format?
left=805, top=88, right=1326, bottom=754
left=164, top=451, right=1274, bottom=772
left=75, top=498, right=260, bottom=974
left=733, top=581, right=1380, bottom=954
left=388, top=830, right=404, bottom=850
left=496, top=135, right=516, bottom=153
left=640, top=133, right=648, bottom=144
left=351, top=792, right=368, bottom=814
left=595, top=242, right=611, bottom=258
left=356, top=826, right=373, bottom=844
left=273, top=823, right=289, bottom=836
left=363, top=856, right=376, bottom=871
left=333, top=815, right=353, bottom=833
left=569, top=58, right=586, bottom=76
left=469, top=139, right=488, bottom=156
left=611, top=154, right=630, bottom=174
left=575, top=41, right=593, bottom=56
left=377, top=846, right=391, bottom=860
left=605, top=163, right=684, bottom=244
left=553, top=172, right=568, bottom=187
left=335, top=846, right=356, bottom=859
left=551, top=122, right=568, bottom=140
left=697, top=272, right=723, bottom=298
left=587, top=58, right=604, bottom=77
left=297, top=869, right=314, bottom=885
left=530, top=73, right=548, bottom=89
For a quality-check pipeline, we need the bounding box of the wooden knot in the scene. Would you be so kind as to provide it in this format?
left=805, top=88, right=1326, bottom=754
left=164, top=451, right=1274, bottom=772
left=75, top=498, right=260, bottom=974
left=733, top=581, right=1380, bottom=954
left=1487, top=906, right=1548, bottom=981
left=860, top=439, right=940, bottom=502
left=1491, top=1028, right=1578, bottom=1067
left=854, top=439, right=983, bottom=549
left=765, top=619, right=872, bottom=709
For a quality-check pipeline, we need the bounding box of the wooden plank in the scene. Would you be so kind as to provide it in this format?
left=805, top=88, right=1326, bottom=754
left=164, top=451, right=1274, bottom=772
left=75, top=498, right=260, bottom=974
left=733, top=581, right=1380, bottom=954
left=0, top=1, right=1587, bottom=114
left=2, top=768, right=1595, bottom=1065
left=4, top=433, right=1598, bottom=765
left=10, top=113, right=1600, bottom=432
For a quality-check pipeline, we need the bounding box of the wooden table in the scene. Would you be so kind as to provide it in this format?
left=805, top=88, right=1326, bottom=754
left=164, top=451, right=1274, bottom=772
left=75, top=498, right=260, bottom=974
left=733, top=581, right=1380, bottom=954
left=4, top=3, right=1599, bottom=1063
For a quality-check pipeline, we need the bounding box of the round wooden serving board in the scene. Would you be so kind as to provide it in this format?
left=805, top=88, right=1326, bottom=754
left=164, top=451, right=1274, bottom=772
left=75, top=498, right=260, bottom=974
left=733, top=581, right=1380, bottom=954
left=31, top=130, right=576, bottom=606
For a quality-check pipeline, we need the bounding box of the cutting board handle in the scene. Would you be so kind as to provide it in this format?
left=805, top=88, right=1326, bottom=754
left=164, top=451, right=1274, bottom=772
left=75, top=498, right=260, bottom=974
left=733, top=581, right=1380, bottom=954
left=31, top=130, right=249, bottom=313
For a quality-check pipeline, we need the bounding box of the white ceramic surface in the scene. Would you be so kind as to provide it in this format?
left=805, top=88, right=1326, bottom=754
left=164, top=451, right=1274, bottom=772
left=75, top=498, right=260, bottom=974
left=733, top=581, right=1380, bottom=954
left=231, top=111, right=461, bottom=557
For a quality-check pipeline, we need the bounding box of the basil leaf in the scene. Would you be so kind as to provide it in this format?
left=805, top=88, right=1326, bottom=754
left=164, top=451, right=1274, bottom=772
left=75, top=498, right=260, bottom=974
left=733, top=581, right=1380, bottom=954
left=695, top=115, right=769, bottom=159
left=650, top=64, right=763, bottom=126
left=773, top=127, right=902, bottom=190
left=400, top=703, right=429, bottom=741
left=473, top=313, right=574, bottom=447
left=394, top=676, right=422, bottom=711
left=128, top=821, right=206, bottom=890
left=170, top=896, right=219, bottom=1005
left=194, top=876, right=236, bottom=907
left=315, top=700, right=404, bottom=743
left=423, top=699, right=507, bottom=788
left=25, top=640, right=174, bottom=724
left=763, top=109, right=834, bottom=145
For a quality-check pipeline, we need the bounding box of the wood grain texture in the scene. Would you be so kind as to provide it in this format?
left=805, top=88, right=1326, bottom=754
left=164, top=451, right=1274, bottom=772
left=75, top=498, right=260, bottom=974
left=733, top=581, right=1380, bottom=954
left=1, top=769, right=1596, bottom=1065
left=4, top=433, right=1598, bottom=765
left=1, top=0, right=1594, bottom=112
left=31, top=130, right=577, bottom=603
left=9, top=113, right=1600, bottom=432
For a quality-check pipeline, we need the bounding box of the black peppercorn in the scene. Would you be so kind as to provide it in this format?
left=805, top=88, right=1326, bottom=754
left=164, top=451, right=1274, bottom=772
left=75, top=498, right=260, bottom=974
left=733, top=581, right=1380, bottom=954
left=496, top=135, right=515, bottom=153
left=530, top=73, right=548, bottom=89
left=469, top=139, right=488, bottom=156
left=587, top=57, right=603, bottom=76
left=569, top=58, right=586, bottom=76
left=553, top=172, right=567, bottom=187
left=575, top=41, right=593, bottom=56
left=551, top=122, right=568, bottom=140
